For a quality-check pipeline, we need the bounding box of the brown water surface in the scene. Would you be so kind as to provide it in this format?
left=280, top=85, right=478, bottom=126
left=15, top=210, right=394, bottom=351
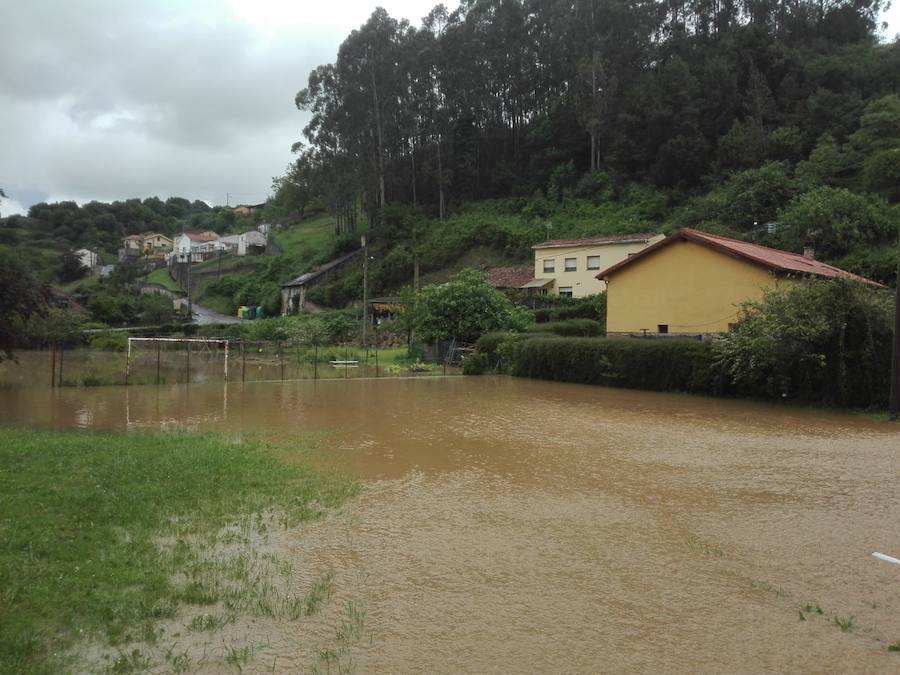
left=2, top=377, right=900, bottom=672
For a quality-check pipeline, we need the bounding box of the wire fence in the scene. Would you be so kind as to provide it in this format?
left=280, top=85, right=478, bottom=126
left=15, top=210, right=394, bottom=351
left=4, top=339, right=463, bottom=389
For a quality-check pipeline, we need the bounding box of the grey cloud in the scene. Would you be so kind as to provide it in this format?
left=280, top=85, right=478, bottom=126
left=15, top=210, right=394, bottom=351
left=0, top=0, right=339, bottom=207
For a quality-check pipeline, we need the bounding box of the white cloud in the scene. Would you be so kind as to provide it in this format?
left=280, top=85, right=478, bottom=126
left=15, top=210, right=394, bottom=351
left=0, top=196, right=27, bottom=218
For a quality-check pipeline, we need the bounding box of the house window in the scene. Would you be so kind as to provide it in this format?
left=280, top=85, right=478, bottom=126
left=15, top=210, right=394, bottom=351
left=564, top=257, right=577, bottom=272
left=558, top=287, right=573, bottom=297
left=658, top=324, right=668, bottom=334
left=586, top=255, right=601, bottom=270
left=543, top=259, right=555, bottom=273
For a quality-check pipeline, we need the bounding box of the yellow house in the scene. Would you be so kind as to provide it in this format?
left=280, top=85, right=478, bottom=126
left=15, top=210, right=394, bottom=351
left=528, top=232, right=663, bottom=297
left=141, top=233, right=173, bottom=254
left=598, top=228, right=880, bottom=336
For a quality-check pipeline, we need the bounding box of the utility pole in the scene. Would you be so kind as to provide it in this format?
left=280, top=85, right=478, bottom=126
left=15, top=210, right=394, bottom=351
left=226, top=192, right=230, bottom=207
left=889, top=233, right=900, bottom=420
left=187, top=253, right=193, bottom=318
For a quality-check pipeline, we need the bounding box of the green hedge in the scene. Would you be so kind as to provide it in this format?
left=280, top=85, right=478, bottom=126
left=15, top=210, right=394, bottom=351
left=510, top=337, right=730, bottom=394
left=474, top=331, right=538, bottom=370
left=526, top=318, right=604, bottom=337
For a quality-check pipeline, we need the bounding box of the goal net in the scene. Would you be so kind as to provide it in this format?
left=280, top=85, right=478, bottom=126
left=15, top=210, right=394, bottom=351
left=125, top=337, right=230, bottom=385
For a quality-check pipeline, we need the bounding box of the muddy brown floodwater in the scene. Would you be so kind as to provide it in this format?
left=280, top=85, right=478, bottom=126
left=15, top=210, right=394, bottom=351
left=2, top=376, right=900, bottom=672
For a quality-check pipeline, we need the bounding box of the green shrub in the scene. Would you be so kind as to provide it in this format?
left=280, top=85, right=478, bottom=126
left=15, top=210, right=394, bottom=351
left=715, top=279, right=893, bottom=407
left=527, top=318, right=603, bottom=337
left=462, top=352, right=489, bottom=375
left=531, top=293, right=606, bottom=324
left=510, top=337, right=728, bottom=394
left=88, top=332, right=128, bottom=352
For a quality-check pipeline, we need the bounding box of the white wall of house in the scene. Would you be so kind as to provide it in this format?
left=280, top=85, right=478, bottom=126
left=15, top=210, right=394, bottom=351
left=74, top=248, right=98, bottom=270
left=532, top=235, right=664, bottom=298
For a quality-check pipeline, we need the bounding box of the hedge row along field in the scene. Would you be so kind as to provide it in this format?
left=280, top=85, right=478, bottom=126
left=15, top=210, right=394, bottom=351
left=508, top=337, right=728, bottom=395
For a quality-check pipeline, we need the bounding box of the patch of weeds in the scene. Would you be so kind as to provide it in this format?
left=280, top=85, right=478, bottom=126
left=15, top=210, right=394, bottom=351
left=178, top=579, right=220, bottom=606
left=304, top=572, right=336, bottom=617
left=750, top=580, right=789, bottom=599
left=888, top=642, right=900, bottom=652
left=686, top=537, right=724, bottom=558
left=798, top=604, right=824, bottom=621
left=312, top=600, right=367, bottom=675
left=164, top=643, right=192, bottom=673
left=139, top=598, right=177, bottom=620
left=833, top=615, right=856, bottom=633
left=109, top=648, right=151, bottom=674
left=225, top=642, right=253, bottom=670
left=189, top=612, right=233, bottom=632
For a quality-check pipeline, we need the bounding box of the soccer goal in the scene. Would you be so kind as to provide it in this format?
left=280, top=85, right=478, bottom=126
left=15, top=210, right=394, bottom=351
left=125, top=337, right=230, bottom=385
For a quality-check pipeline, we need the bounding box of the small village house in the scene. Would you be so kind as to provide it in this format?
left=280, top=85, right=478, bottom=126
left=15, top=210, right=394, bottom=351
left=219, top=230, right=267, bottom=256
left=598, top=228, right=881, bottom=337
left=233, top=203, right=266, bottom=218
left=121, top=234, right=143, bottom=258
left=74, top=248, right=98, bottom=271
left=141, top=233, right=173, bottom=257
left=527, top=233, right=663, bottom=297
left=174, top=231, right=221, bottom=262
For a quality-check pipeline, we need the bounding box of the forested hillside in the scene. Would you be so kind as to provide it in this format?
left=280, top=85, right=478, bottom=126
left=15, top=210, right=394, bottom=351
left=271, top=0, right=899, bottom=303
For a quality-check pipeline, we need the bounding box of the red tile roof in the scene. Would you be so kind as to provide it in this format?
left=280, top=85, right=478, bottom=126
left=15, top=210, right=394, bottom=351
left=184, top=232, right=219, bottom=242
left=533, top=232, right=660, bottom=249
left=124, top=234, right=142, bottom=240
left=488, top=265, right=534, bottom=288
left=597, top=228, right=882, bottom=286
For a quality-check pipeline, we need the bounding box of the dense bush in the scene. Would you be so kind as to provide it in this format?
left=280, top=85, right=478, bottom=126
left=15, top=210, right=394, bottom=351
left=526, top=318, right=603, bottom=337
left=510, top=337, right=729, bottom=394
left=475, top=331, right=524, bottom=370
left=461, top=352, right=489, bottom=375
left=413, top=269, right=532, bottom=343
left=531, top=293, right=606, bottom=324
left=715, top=280, right=894, bottom=407
left=88, top=331, right=128, bottom=352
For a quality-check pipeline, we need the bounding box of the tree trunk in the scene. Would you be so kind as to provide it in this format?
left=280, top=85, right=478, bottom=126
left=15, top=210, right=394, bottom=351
left=411, top=139, right=417, bottom=206
left=437, top=136, right=445, bottom=221
left=371, top=63, right=386, bottom=229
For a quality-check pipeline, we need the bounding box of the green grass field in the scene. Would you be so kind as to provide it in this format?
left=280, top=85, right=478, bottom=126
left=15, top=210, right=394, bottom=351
left=0, top=427, right=356, bottom=674
left=144, top=268, right=181, bottom=292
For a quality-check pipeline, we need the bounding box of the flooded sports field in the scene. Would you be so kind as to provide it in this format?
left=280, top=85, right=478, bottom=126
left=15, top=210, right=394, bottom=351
left=2, top=376, right=900, bottom=672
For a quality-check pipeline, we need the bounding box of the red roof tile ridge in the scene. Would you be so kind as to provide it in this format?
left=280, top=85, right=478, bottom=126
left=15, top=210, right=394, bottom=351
left=597, top=228, right=882, bottom=287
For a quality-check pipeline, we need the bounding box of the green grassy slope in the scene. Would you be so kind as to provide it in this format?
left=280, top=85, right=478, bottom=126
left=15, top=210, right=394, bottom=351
left=144, top=268, right=181, bottom=292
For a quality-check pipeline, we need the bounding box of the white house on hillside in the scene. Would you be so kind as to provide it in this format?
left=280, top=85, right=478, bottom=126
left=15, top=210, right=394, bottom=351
left=74, top=248, right=98, bottom=270
left=220, top=230, right=267, bottom=256
left=174, top=231, right=221, bottom=262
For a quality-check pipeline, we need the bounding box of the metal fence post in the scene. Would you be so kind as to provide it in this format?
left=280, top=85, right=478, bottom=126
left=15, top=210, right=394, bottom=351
left=50, top=342, right=57, bottom=388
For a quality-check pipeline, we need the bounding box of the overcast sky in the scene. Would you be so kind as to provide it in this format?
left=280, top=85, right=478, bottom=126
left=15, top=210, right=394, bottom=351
left=1, top=0, right=898, bottom=216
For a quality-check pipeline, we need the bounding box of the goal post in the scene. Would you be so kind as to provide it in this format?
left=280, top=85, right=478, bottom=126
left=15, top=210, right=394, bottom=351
left=125, top=337, right=229, bottom=385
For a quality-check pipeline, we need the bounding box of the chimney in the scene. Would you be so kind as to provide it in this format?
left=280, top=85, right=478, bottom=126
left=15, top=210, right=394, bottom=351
left=803, top=244, right=815, bottom=260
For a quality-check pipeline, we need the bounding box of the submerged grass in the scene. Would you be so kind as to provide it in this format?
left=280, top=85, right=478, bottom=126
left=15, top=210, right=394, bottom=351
left=0, top=427, right=356, bottom=675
